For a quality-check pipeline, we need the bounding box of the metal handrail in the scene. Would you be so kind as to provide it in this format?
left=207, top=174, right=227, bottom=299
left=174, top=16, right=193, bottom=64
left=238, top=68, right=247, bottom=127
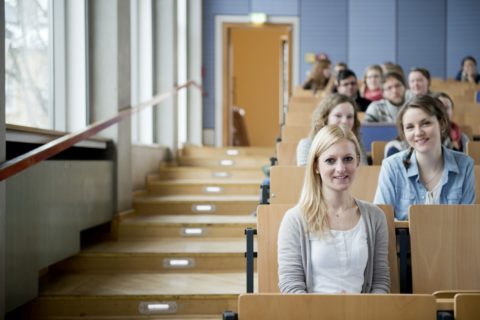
left=0, top=80, right=203, bottom=181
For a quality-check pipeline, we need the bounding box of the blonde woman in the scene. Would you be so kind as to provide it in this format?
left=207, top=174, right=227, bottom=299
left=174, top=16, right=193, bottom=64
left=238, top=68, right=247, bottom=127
left=296, top=93, right=367, bottom=166
left=279, top=125, right=390, bottom=294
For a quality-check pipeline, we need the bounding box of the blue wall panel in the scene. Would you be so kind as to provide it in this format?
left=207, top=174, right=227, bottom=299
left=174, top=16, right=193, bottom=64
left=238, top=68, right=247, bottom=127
left=300, top=0, right=348, bottom=81
left=348, top=0, right=396, bottom=77
left=446, top=0, right=480, bottom=78
left=398, top=0, right=446, bottom=78
left=201, top=0, right=480, bottom=131
left=202, top=0, right=249, bottom=128
left=251, top=0, right=299, bottom=16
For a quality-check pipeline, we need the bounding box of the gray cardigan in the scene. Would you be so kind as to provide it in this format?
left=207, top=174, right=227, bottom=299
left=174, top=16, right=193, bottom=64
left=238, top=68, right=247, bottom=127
left=277, top=199, right=390, bottom=293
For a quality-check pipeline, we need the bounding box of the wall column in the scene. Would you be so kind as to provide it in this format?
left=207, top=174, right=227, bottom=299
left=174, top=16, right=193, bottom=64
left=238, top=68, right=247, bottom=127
left=88, top=0, right=132, bottom=211
left=154, top=0, right=177, bottom=154
left=0, top=0, right=6, bottom=316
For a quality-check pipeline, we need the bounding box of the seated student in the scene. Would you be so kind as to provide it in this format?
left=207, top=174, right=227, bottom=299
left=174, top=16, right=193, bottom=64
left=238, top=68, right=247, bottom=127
left=336, top=69, right=372, bottom=112
left=361, top=65, right=383, bottom=102
left=278, top=125, right=390, bottom=294
left=303, top=59, right=332, bottom=93
left=381, top=62, right=405, bottom=80
left=296, top=93, right=367, bottom=166
left=405, top=67, right=432, bottom=100
left=431, top=92, right=469, bottom=152
left=374, top=95, right=475, bottom=221
left=324, top=61, right=348, bottom=94
left=455, top=56, right=480, bottom=84
left=364, top=72, right=407, bottom=123
left=384, top=93, right=469, bottom=157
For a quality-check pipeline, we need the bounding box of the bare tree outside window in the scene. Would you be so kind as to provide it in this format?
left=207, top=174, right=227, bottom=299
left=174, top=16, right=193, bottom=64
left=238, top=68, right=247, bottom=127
left=5, top=0, right=50, bottom=129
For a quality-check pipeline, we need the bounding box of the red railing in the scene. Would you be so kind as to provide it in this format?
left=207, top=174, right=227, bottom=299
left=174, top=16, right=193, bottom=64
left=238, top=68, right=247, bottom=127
left=0, top=80, right=203, bottom=181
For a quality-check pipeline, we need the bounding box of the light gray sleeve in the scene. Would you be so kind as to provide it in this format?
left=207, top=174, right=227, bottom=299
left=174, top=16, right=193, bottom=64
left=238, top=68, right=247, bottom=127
left=370, top=208, right=390, bottom=293
left=296, top=138, right=310, bottom=166
left=277, top=208, right=307, bottom=293
left=364, top=102, right=380, bottom=123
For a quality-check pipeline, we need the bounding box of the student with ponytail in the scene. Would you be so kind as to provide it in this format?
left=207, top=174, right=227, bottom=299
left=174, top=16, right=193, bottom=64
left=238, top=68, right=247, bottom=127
left=374, top=95, right=475, bottom=220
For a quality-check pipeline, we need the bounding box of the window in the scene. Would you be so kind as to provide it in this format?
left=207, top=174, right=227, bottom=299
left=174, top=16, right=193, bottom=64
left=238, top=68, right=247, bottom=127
left=5, top=0, right=51, bottom=129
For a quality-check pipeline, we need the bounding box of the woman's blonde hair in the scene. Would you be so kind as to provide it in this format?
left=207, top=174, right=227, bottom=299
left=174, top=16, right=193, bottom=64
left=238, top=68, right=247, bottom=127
left=309, top=93, right=361, bottom=140
left=299, top=125, right=361, bottom=234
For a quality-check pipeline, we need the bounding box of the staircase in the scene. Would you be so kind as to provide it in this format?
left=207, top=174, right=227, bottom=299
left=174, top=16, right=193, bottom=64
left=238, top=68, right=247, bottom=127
left=16, top=145, right=271, bottom=319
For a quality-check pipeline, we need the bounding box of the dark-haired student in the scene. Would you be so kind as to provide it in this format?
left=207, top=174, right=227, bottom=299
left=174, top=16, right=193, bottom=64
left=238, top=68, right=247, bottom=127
left=374, top=95, right=475, bottom=221
left=455, top=56, right=480, bottom=84
left=336, top=69, right=371, bottom=112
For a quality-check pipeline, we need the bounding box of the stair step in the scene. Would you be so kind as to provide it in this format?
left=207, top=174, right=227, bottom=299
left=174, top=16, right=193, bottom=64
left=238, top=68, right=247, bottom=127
left=118, top=214, right=256, bottom=239
left=178, top=156, right=269, bottom=168
left=180, top=145, right=274, bottom=158
left=51, top=238, right=255, bottom=273
left=156, top=167, right=265, bottom=180
left=134, top=195, right=259, bottom=215
left=23, top=294, right=238, bottom=318
left=148, top=179, right=260, bottom=196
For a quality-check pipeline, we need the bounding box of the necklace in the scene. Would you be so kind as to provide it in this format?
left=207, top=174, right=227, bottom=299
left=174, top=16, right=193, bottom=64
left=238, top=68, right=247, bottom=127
left=421, top=166, right=443, bottom=189
left=333, top=198, right=356, bottom=218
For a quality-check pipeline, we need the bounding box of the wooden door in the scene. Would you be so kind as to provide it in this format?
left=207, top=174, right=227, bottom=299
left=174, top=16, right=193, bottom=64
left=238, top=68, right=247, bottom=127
left=224, top=24, right=291, bottom=147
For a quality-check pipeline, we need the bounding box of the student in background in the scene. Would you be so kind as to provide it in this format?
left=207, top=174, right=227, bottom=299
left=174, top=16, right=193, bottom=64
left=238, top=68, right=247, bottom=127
left=325, top=61, right=348, bottom=94
left=278, top=125, right=390, bottom=294
left=296, top=93, right=367, bottom=166
left=303, top=59, right=332, bottom=93
left=406, top=67, right=432, bottom=100
left=374, top=95, right=475, bottom=221
left=364, top=72, right=407, bottom=123
left=384, top=92, right=469, bottom=157
left=455, top=56, right=480, bottom=84
left=431, top=92, right=469, bottom=152
left=361, top=65, right=383, bottom=102
left=336, top=69, right=372, bottom=112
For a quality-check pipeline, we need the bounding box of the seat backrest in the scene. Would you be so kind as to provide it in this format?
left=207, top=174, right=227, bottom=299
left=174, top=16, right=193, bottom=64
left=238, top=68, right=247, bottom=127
left=270, top=165, right=381, bottom=204
left=455, top=293, right=480, bottom=320
left=280, top=125, right=310, bottom=143
left=285, top=112, right=312, bottom=126
left=475, top=166, right=480, bottom=204
left=359, top=123, right=398, bottom=153
left=371, top=141, right=387, bottom=165
left=276, top=142, right=298, bottom=166
left=257, top=204, right=398, bottom=293
left=409, top=205, right=480, bottom=294
left=466, top=141, right=480, bottom=165
left=238, top=294, right=437, bottom=320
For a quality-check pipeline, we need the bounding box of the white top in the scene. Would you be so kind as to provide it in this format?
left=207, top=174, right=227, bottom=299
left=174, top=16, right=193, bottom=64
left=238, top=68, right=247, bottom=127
left=309, top=215, right=368, bottom=293
left=425, top=180, right=442, bottom=204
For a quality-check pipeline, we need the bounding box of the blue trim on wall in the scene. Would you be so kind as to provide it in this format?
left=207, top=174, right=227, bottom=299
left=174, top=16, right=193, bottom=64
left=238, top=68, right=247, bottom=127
left=299, top=0, right=348, bottom=82
left=446, top=0, right=480, bottom=78
left=348, top=0, right=396, bottom=76
left=251, top=0, right=299, bottom=16
left=398, top=0, right=447, bottom=78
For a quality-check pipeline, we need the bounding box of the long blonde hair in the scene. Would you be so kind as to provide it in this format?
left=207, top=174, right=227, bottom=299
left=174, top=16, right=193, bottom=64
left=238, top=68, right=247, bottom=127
left=299, top=125, right=361, bottom=234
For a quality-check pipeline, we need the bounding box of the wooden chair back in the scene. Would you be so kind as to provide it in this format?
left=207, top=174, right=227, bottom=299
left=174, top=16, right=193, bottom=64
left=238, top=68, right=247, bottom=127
left=466, top=141, right=480, bottom=165
left=475, top=166, right=480, bottom=204
left=285, top=112, right=312, bottom=126
left=276, top=142, right=298, bottom=166
left=409, top=205, right=480, bottom=294
left=270, top=165, right=381, bottom=204
left=257, top=204, right=399, bottom=293
left=238, top=294, right=436, bottom=319
left=371, top=141, right=387, bottom=165
left=280, top=125, right=309, bottom=143
left=455, top=293, right=480, bottom=320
